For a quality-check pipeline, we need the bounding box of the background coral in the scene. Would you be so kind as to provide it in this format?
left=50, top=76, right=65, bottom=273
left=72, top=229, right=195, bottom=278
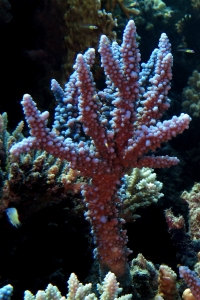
left=182, top=70, right=200, bottom=117
left=0, top=112, right=83, bottom=220
left=119, top=168, right=163, bottom=223
left=181, top=183, right=200, bottom=240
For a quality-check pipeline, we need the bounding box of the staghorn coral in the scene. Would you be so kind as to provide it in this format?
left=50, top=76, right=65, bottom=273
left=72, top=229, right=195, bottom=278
left=9, top=19, right=191, bottom=284
left=23, top=272, right=132, bottom=300
left=0, top=112, right=83, bottom=220
left=0, top=114, right=180, bottom=300
left=0, top=112, right=164, bottom=225
left=119, top=168, right=163, bottom=223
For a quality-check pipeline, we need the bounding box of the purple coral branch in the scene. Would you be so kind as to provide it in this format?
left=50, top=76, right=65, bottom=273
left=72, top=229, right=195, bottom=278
left=180, top=266, right=200, bottom=300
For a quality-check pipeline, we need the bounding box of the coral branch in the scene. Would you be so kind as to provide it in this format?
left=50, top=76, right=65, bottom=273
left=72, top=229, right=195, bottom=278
left=10, top=20, right=191, bottom=285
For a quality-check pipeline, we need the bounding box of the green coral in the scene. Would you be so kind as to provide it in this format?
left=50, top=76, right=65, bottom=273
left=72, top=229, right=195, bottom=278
left=120, top=168, right=163, bottom=223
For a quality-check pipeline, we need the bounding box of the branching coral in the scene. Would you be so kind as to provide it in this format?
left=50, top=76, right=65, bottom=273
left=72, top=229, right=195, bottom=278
left=0, top=112, right=164, bottom=226
left=119, top=168, right=163, bottom=223
left=23, top=272, right=132, bottom=300
left=8, top=19, right=191, bottom=283
left=0, top=113, right=83, bottom=220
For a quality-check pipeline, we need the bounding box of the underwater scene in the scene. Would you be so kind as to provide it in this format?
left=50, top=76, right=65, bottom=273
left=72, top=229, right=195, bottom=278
left=1, top=0, right=200, bottom=299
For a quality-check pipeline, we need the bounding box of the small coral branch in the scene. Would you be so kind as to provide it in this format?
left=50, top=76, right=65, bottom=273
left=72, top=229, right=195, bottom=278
left=179, top=266, right=200, bottom=300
